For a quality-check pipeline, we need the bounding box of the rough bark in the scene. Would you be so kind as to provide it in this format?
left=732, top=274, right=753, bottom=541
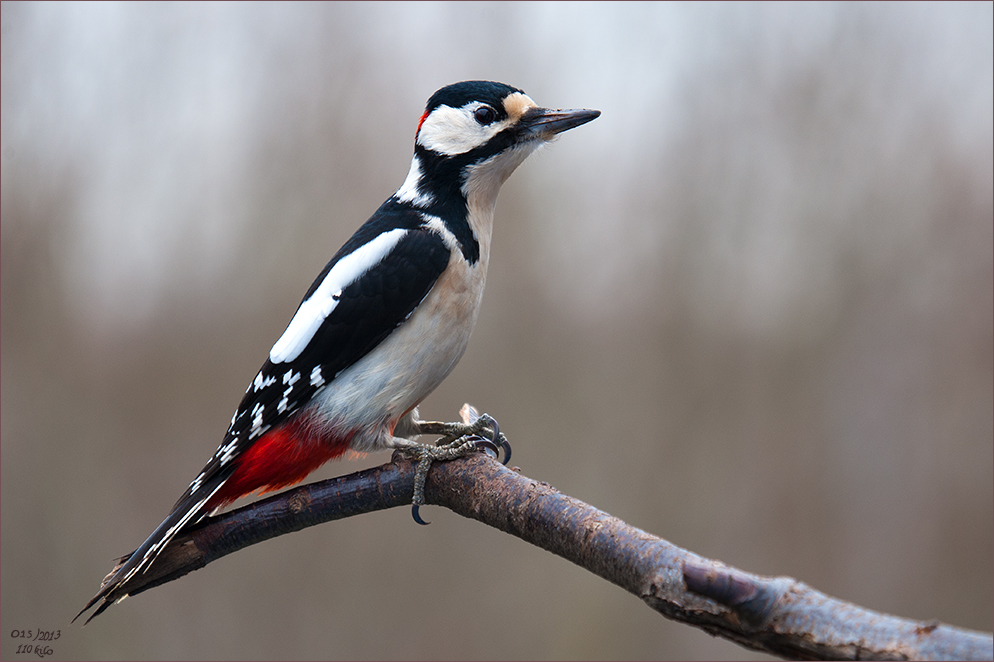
left=93, top=453, right=993, bottom=661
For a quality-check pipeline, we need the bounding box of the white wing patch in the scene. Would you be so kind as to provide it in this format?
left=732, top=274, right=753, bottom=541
left=269, top=228, right=409, bottom=364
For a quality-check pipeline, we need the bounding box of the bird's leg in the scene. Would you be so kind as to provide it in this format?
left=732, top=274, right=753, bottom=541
left=396, top=411, right=511, bottom=525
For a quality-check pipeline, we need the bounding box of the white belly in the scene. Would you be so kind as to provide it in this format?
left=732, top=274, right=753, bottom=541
left=306, top=248, right=488, bottom=452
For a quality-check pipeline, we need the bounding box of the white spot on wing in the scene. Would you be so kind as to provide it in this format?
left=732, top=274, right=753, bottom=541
left=251, top=402, right=265, bottom=433
left=218, top=438, right=239, bottom=464
left=253, top=371, right=276, bottom=392
left=310, top=366, right=324, bottom=387
left=277, top=370, right=301, bottom=413
left=189, top=471, right=206, bottom=494
left=269, top=229, right=409, bottom=364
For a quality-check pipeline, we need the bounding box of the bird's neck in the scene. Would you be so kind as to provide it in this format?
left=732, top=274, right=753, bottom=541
left=393, top=143, right=541, bottom=269
left=393, top=154, right=483, bottom=266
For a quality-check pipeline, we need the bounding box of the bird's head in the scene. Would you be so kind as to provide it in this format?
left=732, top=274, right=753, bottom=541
left=400, top=81, right=600, bottom=209
left=416, top=81, right=600, bottom=155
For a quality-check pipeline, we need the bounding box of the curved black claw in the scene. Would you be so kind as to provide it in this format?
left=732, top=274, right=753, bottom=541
left=473, top=438, right=500, bottom=459
left=481, top=416, right=511, bottom=465
left=499, top=437, right=512, bottom=465
left=483, top=414, right=511, bottom=464
left=412, top=504, right=430, bottom=526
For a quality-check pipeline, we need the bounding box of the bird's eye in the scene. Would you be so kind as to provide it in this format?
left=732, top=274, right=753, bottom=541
left=474, top=106, right=497, bottom=126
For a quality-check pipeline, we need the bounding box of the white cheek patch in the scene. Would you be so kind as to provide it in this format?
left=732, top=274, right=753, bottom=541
left=417, top=104, right=510, bottom=156
left=269, top=228, right=409, bottom=364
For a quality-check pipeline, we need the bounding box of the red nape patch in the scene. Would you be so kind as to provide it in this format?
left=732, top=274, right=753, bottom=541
left=415, top=109, right=429, bottom=137
left=207, top=418, right=353, bottom=510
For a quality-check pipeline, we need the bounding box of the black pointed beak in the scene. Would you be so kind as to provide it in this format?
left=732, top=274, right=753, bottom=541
left=521, top=107, right=600, bottom=140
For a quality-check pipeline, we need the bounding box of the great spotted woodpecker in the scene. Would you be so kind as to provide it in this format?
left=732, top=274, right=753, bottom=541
left=75, top=81, right=599, bottom=623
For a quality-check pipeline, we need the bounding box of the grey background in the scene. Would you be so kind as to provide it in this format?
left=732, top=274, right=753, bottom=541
left=2, top=2, right=991, bottom=660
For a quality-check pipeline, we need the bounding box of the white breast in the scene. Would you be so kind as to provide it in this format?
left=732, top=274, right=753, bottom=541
left=307, top=217, right=491, bottom=452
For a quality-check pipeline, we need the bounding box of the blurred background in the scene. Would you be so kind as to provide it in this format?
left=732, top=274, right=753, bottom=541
left=2, top=2, right=991, bottom=660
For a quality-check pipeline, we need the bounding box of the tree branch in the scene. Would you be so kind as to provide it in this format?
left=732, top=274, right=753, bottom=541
left=99, top=452, right=992, bottom=661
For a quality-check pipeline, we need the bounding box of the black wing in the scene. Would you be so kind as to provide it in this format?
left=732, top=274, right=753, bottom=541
left=76, top=214, right=450, bottom=623
left=186, top=219, right=452, bottom=505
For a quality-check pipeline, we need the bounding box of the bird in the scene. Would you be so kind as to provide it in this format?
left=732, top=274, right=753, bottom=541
left=74, top=80, right=599, bottom=624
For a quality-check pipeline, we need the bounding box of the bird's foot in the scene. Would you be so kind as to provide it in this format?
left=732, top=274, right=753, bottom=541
left=400, top=410, right=511, bottom=525
left=416, top=410, right=511, bottom=465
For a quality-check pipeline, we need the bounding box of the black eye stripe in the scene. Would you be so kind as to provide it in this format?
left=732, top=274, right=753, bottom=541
left=474, top=106, right=497, bottom=126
